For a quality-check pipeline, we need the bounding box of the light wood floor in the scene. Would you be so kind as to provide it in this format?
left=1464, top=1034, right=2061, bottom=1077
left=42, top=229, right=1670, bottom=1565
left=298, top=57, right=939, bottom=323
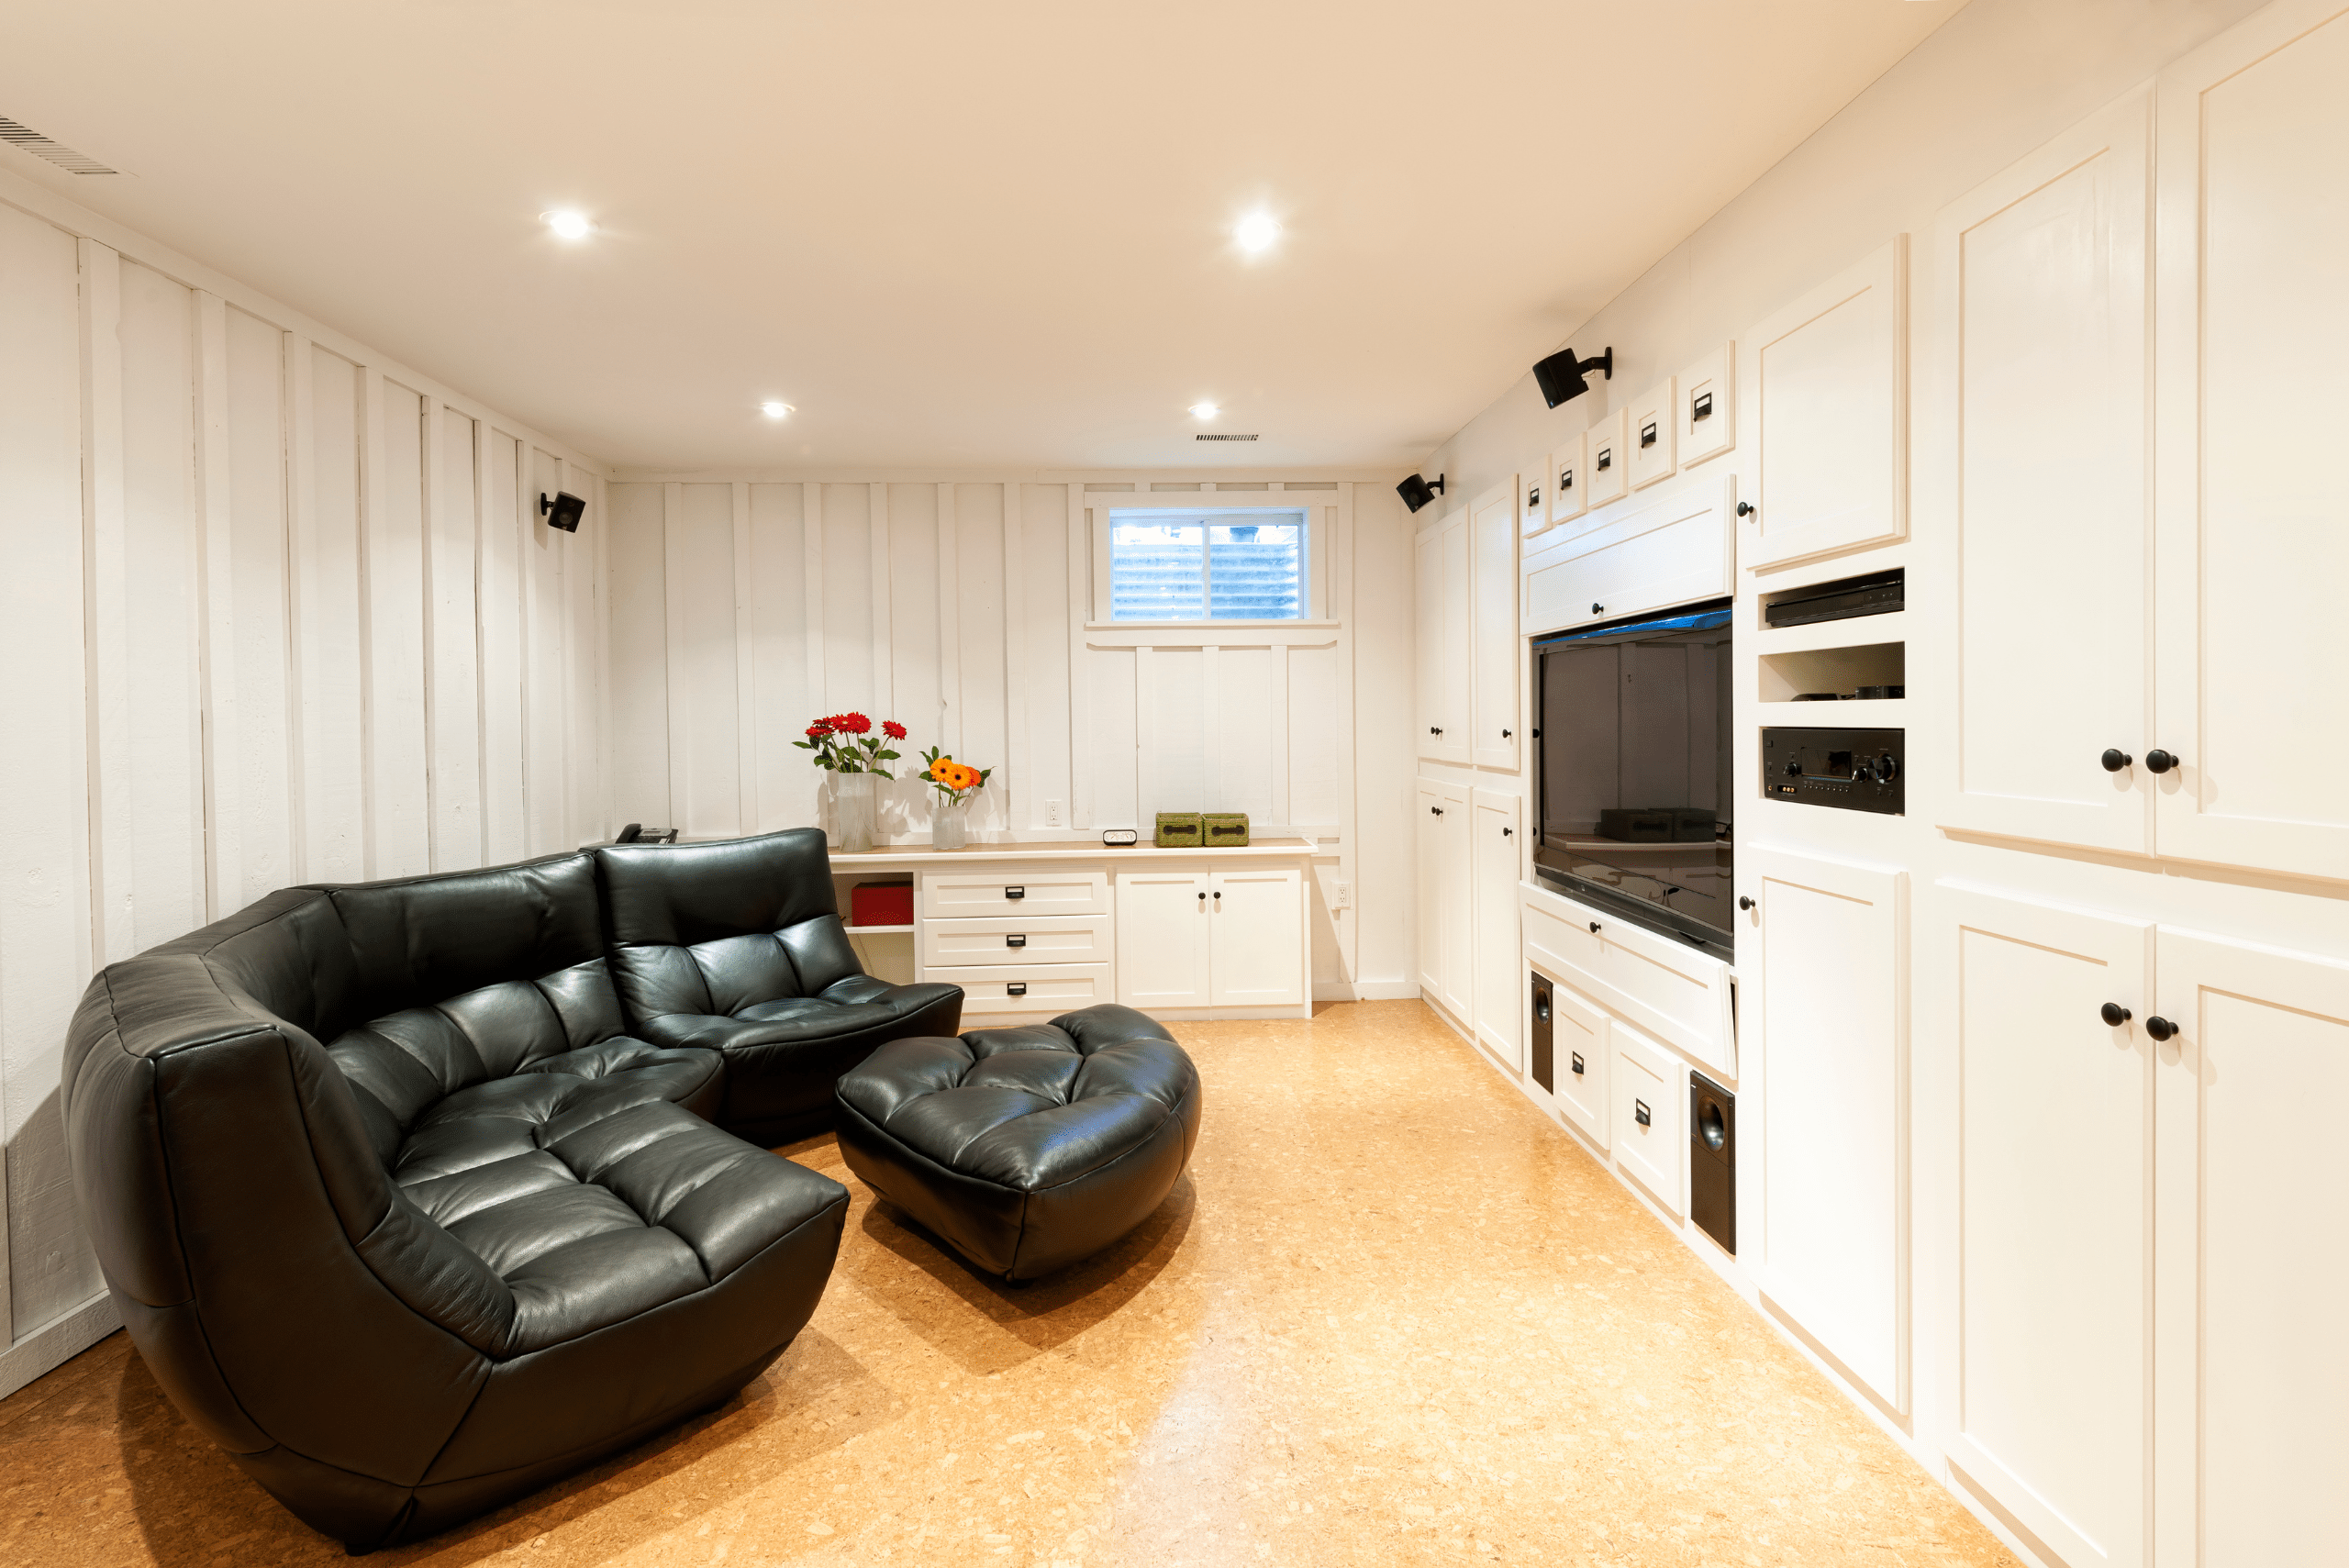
left=0, top=1001, right=2017, bottom=1567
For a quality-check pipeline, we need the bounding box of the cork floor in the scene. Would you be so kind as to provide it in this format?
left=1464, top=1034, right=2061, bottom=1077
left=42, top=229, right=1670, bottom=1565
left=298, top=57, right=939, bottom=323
left=0, top=1001, right=2018, bottom=1568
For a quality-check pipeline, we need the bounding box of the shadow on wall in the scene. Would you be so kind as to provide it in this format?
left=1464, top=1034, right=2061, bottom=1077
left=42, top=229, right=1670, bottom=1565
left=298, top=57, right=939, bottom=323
left=6, top=1085, right=106, bottom=1341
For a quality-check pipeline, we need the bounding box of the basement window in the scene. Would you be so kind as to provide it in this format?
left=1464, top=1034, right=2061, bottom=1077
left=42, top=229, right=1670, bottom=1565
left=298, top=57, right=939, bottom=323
left=1108, top=508, right=1307, bottom=621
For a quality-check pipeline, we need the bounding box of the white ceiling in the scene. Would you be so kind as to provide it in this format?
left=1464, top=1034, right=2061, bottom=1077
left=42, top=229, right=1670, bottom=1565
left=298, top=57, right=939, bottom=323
left=2, top=2, right=1957, bottom=472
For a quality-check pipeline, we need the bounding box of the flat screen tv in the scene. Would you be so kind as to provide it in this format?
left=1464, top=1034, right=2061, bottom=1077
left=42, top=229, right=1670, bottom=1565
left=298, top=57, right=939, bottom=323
left=1532, top=598, right=1734, bottom=961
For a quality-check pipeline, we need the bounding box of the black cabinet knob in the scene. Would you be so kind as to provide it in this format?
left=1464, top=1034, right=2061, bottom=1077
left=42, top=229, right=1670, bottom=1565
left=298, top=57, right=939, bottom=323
left=1590, top=602, right=1604, bottom=615
left=1213, top=890, right=1221, bottom=900
left=1502, top=826, right=1513, bottom=837
left=2145, top=750, right=2179, bottom=774
left=1431, top=806, right=1443, bottom=816
left=2101, top=749, right=2132, bottom=773
left=1736, top=500, right=1757, bottom=517
left=1501, top=728, right=1512, bottom=739
left=1430, top=726, right=1442, bottom=735
left=2100, top=1002, right=2132, bottom=1027
left=1197, top=891, right=1206, bottom=902
left=1738, top=895, right=1755, bottom=911
left=1588, top=921, right=1601, bottom=934
left=2145, top=1015, right=2179, bottom=1041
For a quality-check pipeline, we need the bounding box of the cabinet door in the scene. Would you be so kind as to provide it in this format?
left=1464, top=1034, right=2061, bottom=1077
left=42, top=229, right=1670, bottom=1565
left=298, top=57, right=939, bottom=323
left=2151, top=3, right=2349, bottom=880
left=1208, top=869, right=1303, bottom=1006
left=1546, top=431, right=1586, bottom=529
left=1522, top=475, right=1732, bottom=637
left=1435, top=781, right=1474, bottom=1024
left=1610, top=1019, right=1685, bottom=1216
left=1742, top=236, right=1907, bottom=569
left=1414, top=525, right=1445, bottom=761
left=1549, top=976, right=1610, bottom=1149
left=1583, top=407, right=1629, bottom=512
left=1627, top=377, right=1676, bottom=491
left=1676, top=343, right=1733, bottom=468
left=1471, top=790, right=1523, bottom=1067
left=2152, top=924, right=2349, bottom=1568
left=1750, top=845, right=1907, bottom=1411
left=1416, top=780, right=1447, bottom=998
left=1943, top=884, right=2152, bottom=1568
left=1114, top=870, right=1210, bottom=1008
left=1470, top=485, right=1520, bottom=770
left=1431, top=515, right=1472, bottom=763
left=1937, top=93, right=2152, bottom=852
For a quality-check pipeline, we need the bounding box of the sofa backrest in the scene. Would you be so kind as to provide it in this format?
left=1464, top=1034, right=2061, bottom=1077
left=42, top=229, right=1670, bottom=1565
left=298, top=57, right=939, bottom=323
left=597, top=828, right=862, bottom=1020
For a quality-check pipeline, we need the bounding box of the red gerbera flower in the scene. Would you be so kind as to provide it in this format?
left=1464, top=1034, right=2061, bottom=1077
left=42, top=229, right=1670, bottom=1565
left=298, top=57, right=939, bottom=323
left=836, top=712, right=872, bottom=734
left=806, top=723, right=830, bottom=738
left=881, top=720, right=907, bottom=740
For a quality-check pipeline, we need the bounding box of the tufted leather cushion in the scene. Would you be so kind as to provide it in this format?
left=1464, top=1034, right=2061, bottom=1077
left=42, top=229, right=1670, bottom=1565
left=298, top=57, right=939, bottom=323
left=834, top=1005, right=1201, bottom=1280
left=62, top=851, right=857, bottom=1553
left=597, top=829, right=963, bottom=1143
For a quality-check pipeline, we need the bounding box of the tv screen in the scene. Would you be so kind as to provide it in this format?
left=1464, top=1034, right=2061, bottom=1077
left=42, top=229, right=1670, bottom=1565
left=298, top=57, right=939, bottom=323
left=1532, top=598, right=1734, bottom=960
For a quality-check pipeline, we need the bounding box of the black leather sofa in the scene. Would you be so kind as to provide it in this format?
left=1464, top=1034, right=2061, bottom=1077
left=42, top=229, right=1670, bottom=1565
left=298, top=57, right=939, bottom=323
left=61, top=830, right=960, bottom=1552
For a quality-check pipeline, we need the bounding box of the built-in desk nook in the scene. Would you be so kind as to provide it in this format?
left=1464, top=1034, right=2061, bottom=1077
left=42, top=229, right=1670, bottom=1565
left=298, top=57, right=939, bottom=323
left=826, top=839, right=1316, bottom=1023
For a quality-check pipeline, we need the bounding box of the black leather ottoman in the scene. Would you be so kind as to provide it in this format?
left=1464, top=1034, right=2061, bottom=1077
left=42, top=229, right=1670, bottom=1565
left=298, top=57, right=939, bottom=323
left=834, top=1006, right=1201, bottom=1281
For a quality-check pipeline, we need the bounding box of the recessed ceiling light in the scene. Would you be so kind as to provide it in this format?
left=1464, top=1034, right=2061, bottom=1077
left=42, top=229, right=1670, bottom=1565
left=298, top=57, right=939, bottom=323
left=541, top=209, right=594, bottom=240
left=761, top=401, right=794, bottom=419
left=1189, top=401, right=1219, bottom=419
left=1234, top=211, right=1281, bottom=254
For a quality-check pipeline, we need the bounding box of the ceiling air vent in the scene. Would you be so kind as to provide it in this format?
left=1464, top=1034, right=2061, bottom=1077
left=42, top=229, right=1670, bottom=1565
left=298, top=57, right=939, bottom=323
left=0, top=117, right=117, bottom=174
left=1195, top=433, right=1259, bottom=441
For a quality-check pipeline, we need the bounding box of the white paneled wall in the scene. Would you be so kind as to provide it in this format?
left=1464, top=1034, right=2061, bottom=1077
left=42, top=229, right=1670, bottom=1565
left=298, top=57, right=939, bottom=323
left=0, top=183, right=609, bottom=1396
left=605, top=476, right=1417, bottom=999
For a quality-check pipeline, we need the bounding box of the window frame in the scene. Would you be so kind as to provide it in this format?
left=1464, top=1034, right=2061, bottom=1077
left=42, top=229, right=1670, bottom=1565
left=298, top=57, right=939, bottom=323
left=1088, top=496, right=1331, bottom=627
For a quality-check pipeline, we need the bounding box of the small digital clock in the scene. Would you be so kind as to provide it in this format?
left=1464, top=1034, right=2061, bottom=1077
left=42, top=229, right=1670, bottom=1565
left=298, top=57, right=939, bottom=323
left=1101, top=828, right=1140, bottom=846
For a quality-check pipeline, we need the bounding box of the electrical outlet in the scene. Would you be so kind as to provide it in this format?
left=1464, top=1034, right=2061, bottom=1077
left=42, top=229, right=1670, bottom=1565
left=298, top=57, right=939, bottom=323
left=1331, top=880, right=1353, bottom=908
left=1045, top=798, right=1063, bottom=827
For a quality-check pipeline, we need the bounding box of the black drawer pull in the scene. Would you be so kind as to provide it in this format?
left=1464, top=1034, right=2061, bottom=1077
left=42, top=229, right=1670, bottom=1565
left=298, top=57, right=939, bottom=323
left=1004, top=885, right=1025, bottom=899
left=1691, top=391, right=1713, bottom=421
left=1640, top=420, right=1659, bottom=447
left=1006, top=934, right=1027, bottom=948
left=1635, top=1099, right=1652, bottom=1128
left=1006, top=982, right=1028, bottom=997
left=1571, top=1051, right=1585, bottom=1076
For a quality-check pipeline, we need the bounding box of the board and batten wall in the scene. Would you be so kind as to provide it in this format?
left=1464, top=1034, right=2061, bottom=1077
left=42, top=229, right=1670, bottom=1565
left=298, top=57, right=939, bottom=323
left=0, top=170, right=612, bottom=1396
left=603, top=473, right=1419, bottom=999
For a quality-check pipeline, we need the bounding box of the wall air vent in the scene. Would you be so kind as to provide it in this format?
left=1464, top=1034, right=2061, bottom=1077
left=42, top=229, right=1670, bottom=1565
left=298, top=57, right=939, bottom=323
left=0, top=117, right=117, bottom=174
left=1195, top=433, right=1259, bottom=441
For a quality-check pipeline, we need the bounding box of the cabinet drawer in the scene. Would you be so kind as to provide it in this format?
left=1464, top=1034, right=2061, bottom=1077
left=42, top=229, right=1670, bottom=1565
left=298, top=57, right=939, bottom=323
left=1522, top=473, right=1731, bottom=636
left=1523, top=887, right=1735, bottom=1079
left=1612, top=1021, right=1687, bottom=1217
left=919, top=868, right=1108, bottom=920
left=919, top=915, right=1111, bottom=969
left=1549, top=981, right=1611, bottom=1151
left=942, top=963, right=1113, bottom=1016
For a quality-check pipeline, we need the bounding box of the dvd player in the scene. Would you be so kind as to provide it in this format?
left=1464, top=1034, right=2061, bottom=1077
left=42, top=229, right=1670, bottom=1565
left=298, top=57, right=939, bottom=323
left=1763, top=569, right=1903, bottom=628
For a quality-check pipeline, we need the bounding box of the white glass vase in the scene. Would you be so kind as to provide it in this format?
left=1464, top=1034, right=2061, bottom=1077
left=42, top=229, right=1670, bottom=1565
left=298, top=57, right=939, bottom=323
left=827, top=772, right=875, bottom=852
left=930, top=794, right=969, bottom=851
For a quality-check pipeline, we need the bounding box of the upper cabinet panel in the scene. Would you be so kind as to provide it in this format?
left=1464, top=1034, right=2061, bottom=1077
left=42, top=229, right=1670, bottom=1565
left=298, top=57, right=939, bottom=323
left=1677, top=343, right=1734, bottom=469
left=1628, top=378, right=1677, bottom=492
left=1546, top=430, right=1587, bottom=529
left=2153, top=0, right=2349, bottom=883
left=1742, top=237, right=1909, bottom=571
left=1584, top=407, right=1630, bottom=512
left=1932, top=93, right=2153, bottom=854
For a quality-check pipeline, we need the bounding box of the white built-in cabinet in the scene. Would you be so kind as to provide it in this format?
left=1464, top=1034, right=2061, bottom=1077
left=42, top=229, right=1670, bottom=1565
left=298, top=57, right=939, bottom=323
left=1470, top=487, right=1520, bottom=770
left=1471, top=789, right=1522, bottom=1068
left=1112, top=866, right=1305, bottom=1011
left=1609, top=1019, right=1687, bottom=1217
left=1940, top=883, right=2349, bottom=1568
left=1548, top=982, right=1610, bottom=1149
left=1936, top=8, right=2349, bottom=882
left=1522, top=474, right=1733, bottom=637
left=1742, top=236, right=1907, bottom=569
left=1415, top=778, right=1472, bottom=1022
left=1748, top=846, right=1909, bottom=1413
left=1414, top=510, right=1470, bottom=763
left=1935, top=91, right=2152, bottom=853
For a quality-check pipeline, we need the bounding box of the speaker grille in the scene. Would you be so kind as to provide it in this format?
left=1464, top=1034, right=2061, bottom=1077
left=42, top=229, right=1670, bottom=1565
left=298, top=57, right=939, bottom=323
left=1194, top=433, right=1259, bottom=441
left=0, top=117, right=117, bottom=174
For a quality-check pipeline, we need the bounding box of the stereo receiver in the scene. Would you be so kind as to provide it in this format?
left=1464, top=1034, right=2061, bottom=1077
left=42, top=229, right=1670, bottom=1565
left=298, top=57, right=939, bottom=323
left=1761, top=727, right=1904, bottom=815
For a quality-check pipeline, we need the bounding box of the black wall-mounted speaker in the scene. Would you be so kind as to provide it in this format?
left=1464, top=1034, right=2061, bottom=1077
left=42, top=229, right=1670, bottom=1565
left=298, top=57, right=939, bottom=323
left=540, top=491, right=586, bottom=532
left=1532, top=346, right=1614, bottom=408
left=1397, top=473, right=1446, bottom=513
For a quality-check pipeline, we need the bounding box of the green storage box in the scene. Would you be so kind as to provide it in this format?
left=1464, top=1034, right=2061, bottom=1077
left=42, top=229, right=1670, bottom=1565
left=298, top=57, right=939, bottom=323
left=1203, top=812, right=1251, bottom=847
left=1154, top=812, right=1204, bottom=848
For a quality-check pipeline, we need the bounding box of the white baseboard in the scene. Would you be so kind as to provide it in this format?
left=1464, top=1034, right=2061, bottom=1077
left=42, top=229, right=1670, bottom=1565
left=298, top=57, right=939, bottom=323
left=1315, top=980, right=1420, bottom=1002
left=0, top=1293, right=119, bottom=1400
